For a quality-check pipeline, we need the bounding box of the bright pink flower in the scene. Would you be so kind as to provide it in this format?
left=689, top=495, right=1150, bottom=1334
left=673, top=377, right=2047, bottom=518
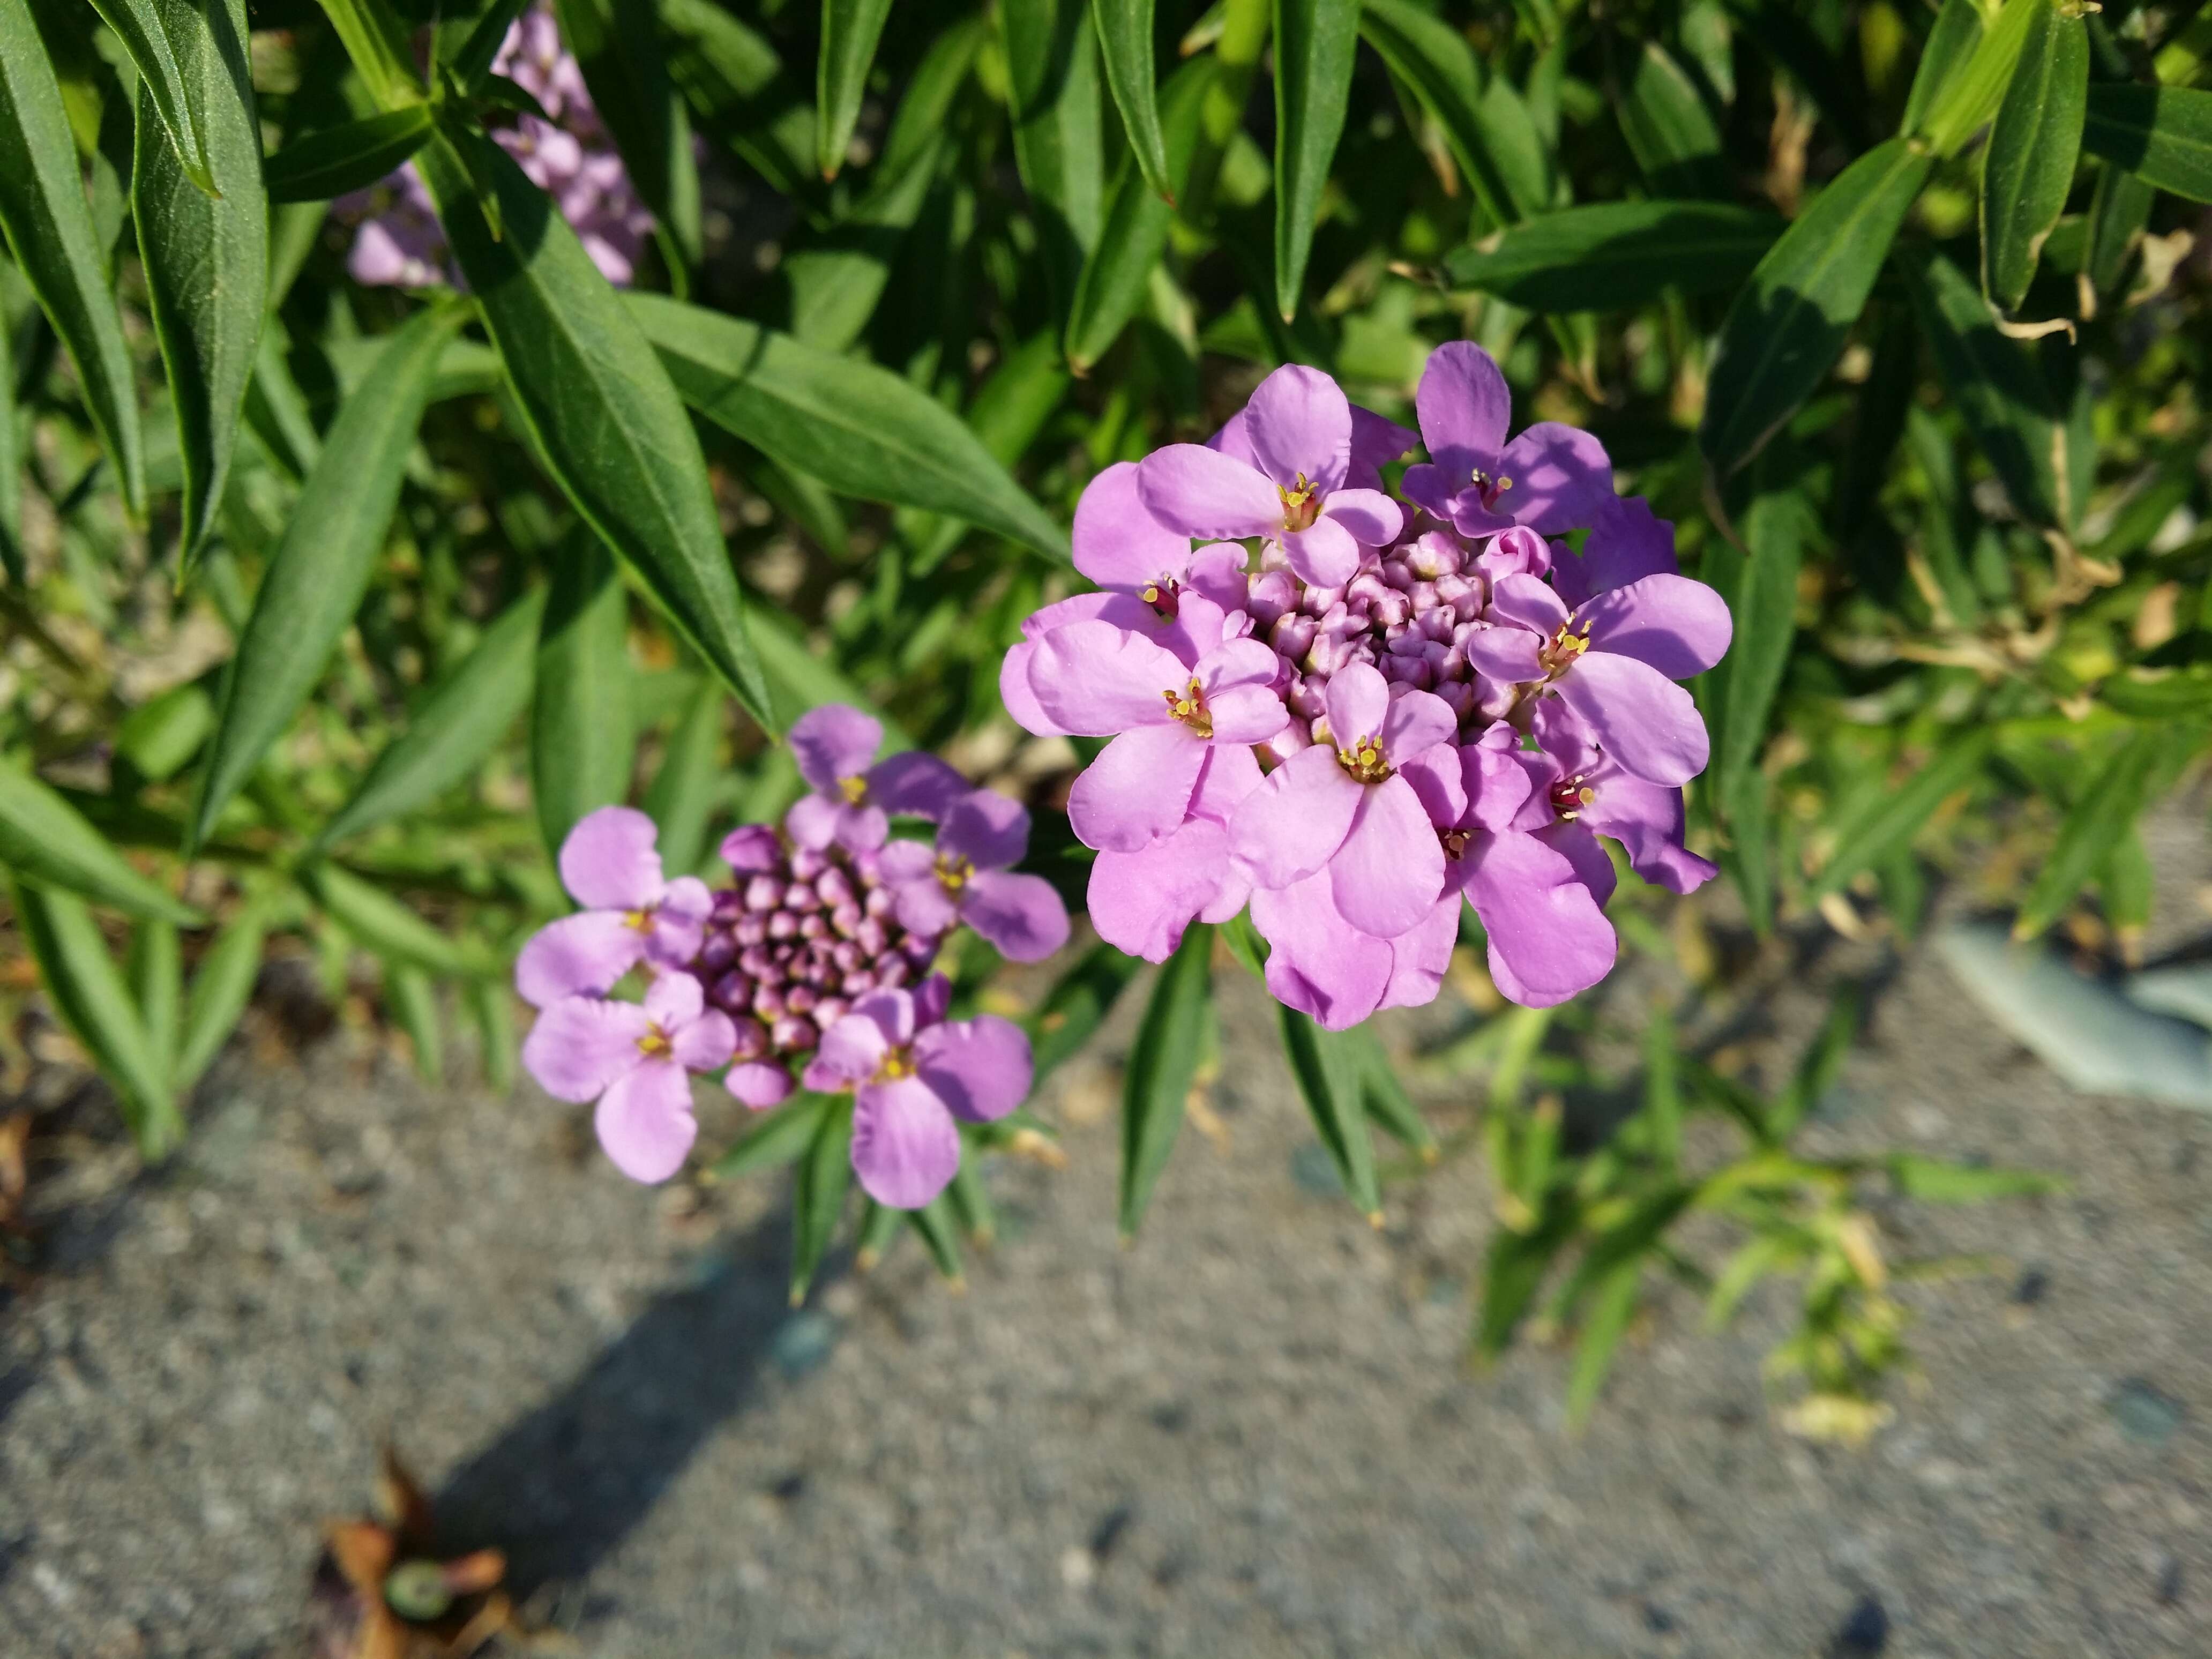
left=1137, top=365, right=1404, bottom=586
left=1086, top=743, right=1261, bottom=961
left=1248, top=875, right=1458, bottom=1030
left=1230, top=663, right=1454, bottom=939
left=521, top=973, right=736, bottom=1182
left=786, top=705, right=968, bottom=851
left=876, top=791, right=1072, bottom=962
left=1526, top=736, right=1718, bottom=897
left=1399, top=342, right=1614, bottom=537
left=514, top=806, right=712, bottom=1007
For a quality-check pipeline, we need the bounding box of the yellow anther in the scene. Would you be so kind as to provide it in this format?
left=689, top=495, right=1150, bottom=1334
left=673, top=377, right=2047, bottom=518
left=875, top=1048, right=917, bottom=1083
left=838, top=774, right=869, bottom=805
left=1277, top=472, right=1321, bottom=532
left=1162, top=677, right=1213, bottom=737
left=936, top=853, right=973, bottom=893
left=637, top=1027, right=672, bottom=1058
left=1140, top=584, right=1161, bottom=604
left=624, top=907, right=655, bottom=932
left=1335, top=733, right=1391, bottom=784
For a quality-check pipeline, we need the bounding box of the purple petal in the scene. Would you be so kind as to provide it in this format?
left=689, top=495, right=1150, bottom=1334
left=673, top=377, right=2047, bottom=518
left=1498, top=422, right=1612, bottom=534
left=1137, top=444, right=1283, bottom=539
left=1185, top=542, right=1255, bottom=609
left=1231, top=743, right=1361, bottom=887
left=1416, top=341, right=1510, bottom=481
left=832, top=802, right=888, bottom=851
left=1488, top=572, right=1571, bottom=636
left=1330, top=775, right=1448, bottom=939
left=937, top=790, right=1030, bottom=871
left=1578, top=768, right=1717, bottom=896
left=1278, top=514, right=1361, bottom=587
left=1578, top=574, right=1733, bottom=681
left=1319, top=488, right=1403, bottom=547
left=1553, top=655, right=1710, bottom=786
left=1464, top=727, right=1537, bottom=832
left=1250, top=875, right=1392, bottom=1031
left=1380, top=688, right=1456, bottom=760
left=645, top=890, right=709, bottom=969
left=867, top=750, right=970, bottom=820
left=784, top=792, right=843, bottom=850
left=521, top=995, right=651, bottom=1102
left=1538, top=821, right=1617, bottom=907
left=1208, top=406, right=1260, bottom=467
left=1000, top=641, right=1063, bottom=736
left=959, top=870, right=1070, bottom=962
left=1205, top=684, right=1291, bottom=744
left=1323, top=661, right=1389, bottom=743
left=851, top=1076, right=962, bottom=1208
left=891, top=874, right=962, bottom=938
left=911, top=974, right=952, bottom=1029
left=1195, top=636, right=1281, bottom=694
left=1244, top=364, right=1351, bottom=492
left=728, top=1060, right=795, bottom=1109
left=1463, top=831, right=1617, bottom=1008
left=914, top=1014, right=1033, bottom=1122
left=1396, top=462, right=1459, bottom=523
left=670, top=1008, right=737, bottom=1072
left=1462, top=627, right=1545, bottom=684
left=1089, top=819, right=1237, bottom=962
left=1190, top=742, right=1264, bottom=820
left=1378, top=898, right=1458, bottom=1013
left=559, top=806, right=665, bottom=910
left=1074, top=460, right=1196, bottom=591
left=642, top=969, right=705, bottom=1030
left=594, top=1059, right=697, bottom=1182
left=814, top=1008, right=890, bottom=1083
left=854, top=987, right=917, bottom=1046
left=1579, top=496, right=1680, bottom=597
left=790, top=705, right=882, bottom=791
left=875, top=838, right=937, bottom=883
left=1348, top=403, right=1420, bottom=489
left=1068, top=725, right=1206, bottom=853
left=515, top=909, right=647, bottom=1008
left=1027, top=622, right=1188, bottom=735
left=1398, top=746, right=1468, bottom=829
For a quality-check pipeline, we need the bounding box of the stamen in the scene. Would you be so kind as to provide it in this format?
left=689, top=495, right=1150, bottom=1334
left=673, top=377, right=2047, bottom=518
left=1162, top=677, right=1213, bottom=738
left=873, top=1047, right=917, bottom=1083
left=1538, top=619, right=1594, bottom=676
left=838, top=774, right=869, bottom=805
left=935, top=853, right=973, bottom=893
left=1335, top=733, right=1392, bottom=784
left=1277, top=472, right=1321, bottom=533
left=637, top=1026, right=672, bottom=1058
left=624, top=907, right=655, bottom=932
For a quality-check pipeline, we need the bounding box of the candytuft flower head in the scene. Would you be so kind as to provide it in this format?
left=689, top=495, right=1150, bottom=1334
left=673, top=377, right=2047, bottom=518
left=522, top=972, right=735, bottom=1182
left=876, top=790, right=1073, bottom=962
left=515, top=806, right=711, bottom=1007
left=786, top=704, right=968, bottom=851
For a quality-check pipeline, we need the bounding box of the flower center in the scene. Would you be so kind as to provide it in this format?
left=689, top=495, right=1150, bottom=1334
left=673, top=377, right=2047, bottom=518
left=872, top=1046, right=917, bottom=1084
left=1539, top=621, right=1593, bottom=677
left=1336, top=733, right=1391, bottom=784
left=637, top=1023, right=673, bottom=1058
left=1549, top=774, right=1596, bottom=821
left=838, top=775, right=869, bottom=805
left=1138, top=578, right=1182, bottom=619
left=1439, top=827, right=1471, bottom=860
left=1469, top=467, right=1513, bottom=507
left=1162, top=677, right=1213, bottom=738
left=935, top=853, right=973, bottom=893
left=624, top=907, right=655, bottom=932
left=1278, top=474, right=1321, bottom=533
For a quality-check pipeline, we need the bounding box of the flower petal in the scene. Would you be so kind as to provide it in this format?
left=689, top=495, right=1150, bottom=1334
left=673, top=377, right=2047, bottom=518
left=1027, top=621, right=1189, bottom=736
left=1498, top=422, right=1612, bottom=534
left=559, top=805, right=666, bottom=910
left=1348, top=403, right=1420, bottom=489
left=642, top=969, right=705, bottom=1030
left=670, top=1008, right=737, bottom=1071
left=813, top=1010, right=888, bottom=1086
left=1073, top=460, right=1195, bottom=591
left=1068, top=725, right=1206, bottom=853
left=720, top=825, right=780, bottom=873
left=1465, top=727, right=1537, bottom=832
left=1204, top=684, right=1291, bottom=744
left=1378, top=897, right=1459, bottom=1013
left=1487, top=572, right=1571, bottom=636
left=854, top=987, right=917, bottom=1045
left=1380, top=688, right=1456, bottom=760
left=1323, top=660, right=1389, bottom=744
left=1194, top=636, right=1282, bottom=694
left=1462, top=626, right=1545, bottom=685
left=959, top=870, right=1070, bottom=962
left=1089, top=819, right=1236, bottom=962
left=1330, top=775, right=1448, bottom=939
left=728, top=1059, right=795, bottom=1109
left=1244, top=363, right=1351, bottom=492
left=1137, top=444, right=1283, bottom=539
left=1415, top=341, right=1510, bottom=483
left=1577, top=768, right=1717, bottom=896
left=1190, top=742, right=1263, bottom=820
left=891, top=874, right=962, bottom=938
left=914, top=1014, right=1033, bottom=1123
left=1231, top=742, right=1361, bottom=887
left=784, top=791, right=842, bottom=850
left=1319, top=487, right=1403, bottom=547
left=867, top=750, right=970, bottom=820
left=521, top=995, right=652, bottom=1102
left=1000, top=640, right=1064, bottom=736
left=1553, top=653, right=1710, bottom=786
left=1578, top=573, right=1733, bottom=680
left=594, top=1060, right=697, bottom=1182
left=935, top=789, right=1029, bottom=871
left=1278, top=514, right=1361, bottom=587
left=832, top=802, right=888, bottom=851
left=1540, top=821, right=1617, bottom=907
left=850, top=1076, right=962, bottom=1208
left=1463, top=830, right=1617, bottom=1008
left=1398, top=745, right=1468, bottom=828
left=515, top=910, right=647, bottom=1008
left=790, top=704, right=882, bottom=791
left=1250, top=875, right=1392, bottom=1030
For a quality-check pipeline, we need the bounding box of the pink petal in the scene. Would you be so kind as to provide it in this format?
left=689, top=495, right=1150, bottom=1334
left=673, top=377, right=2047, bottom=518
left=1027, top=622, right=1189, bottom=736
left=521, top=995, right=652, bottom=1102
left=1498, top=423, right=1612, bottom=534
left=1278, top=514, right=1361, bottom=587
left=594, top=1059, right=697, bottom=1182
left=1186, top=542, right=1256, bottom=609
left=1329, top=775, right=1448, bottom=939
left=1378, top=897, right=1459, bottom=1013
left=1463, top=830, right=1616, bottom=1008
left=1348, top=404, right=1420, bottom=489
left=1000, top=640, right=1062, bottom=736
left=1553, top=654, right=1710, bottom=786
left=1574, top=495, right=1680, bottom=598
left=1462, top=626, right=1546, bottom=684
left=1074, top=460, right=1196, bottom=591
left=1466, top=727, right=1537, bottom=832
left=1578, top=574, right=1733, bottom=681
left=1537, top=821, right=1617, bottom=907
left=1380, top=688, right=1456, bottom=760
left=831, top=802, right=889, bottom=851
left=1323, top=661, right=1389, bottom=743
left=720, top=826, right=780, bottom=873
left=815, top=1008, right=891, bottom=1083
left=1205, top=684, right=1290, bottom=744
left=1230, top=743, right=1361, bottom=888
left=959, top=870, right=1069, bottom=962
left=867, top=750, right=970, bottom=819
left=913, top=1014, right=1033, bottom=1122
left=1416, top=341, right=1511, bottom=483
left=559, top=806, right=665, bottom=910
left=1194, top=636, right=1282, bottom=694
left=1319, top=487, right=1402, bottom=547
left=784, top=792, right=843, bottom=850
left=1067, top=725, right=1206, bottom=853
left=670, top=1007, right=737, bottom=1071
left=936, top=790, right=1029, bottom=871
left=1250, top=875, right=1392, bottom=1031
left=853, top=988, right=916, bottom=1046
left=790, top=705, right=881, bottom=791
left=1487, top=572, right=1571, bottom=636
left=1190, top=743, right=1263, bottom=819
left=875, top=838, right=936, bottom=883
left=1137, top=444, right=1283, bottom=539
left=728, top=1060, right=795, bottom=1109
left=515, top=910, right=647, bottom=1008
left=851, top=1076, right=962, bottom=1208
left=1207, top=406, right=1260, bottom=467
left=1089, top=819, right=1237, bottom=962
left=1243, top=363, right=1351, bottom=492
left=891, top=875, right=962, bottom=938
left=642, top=970, right=705, bottom=1030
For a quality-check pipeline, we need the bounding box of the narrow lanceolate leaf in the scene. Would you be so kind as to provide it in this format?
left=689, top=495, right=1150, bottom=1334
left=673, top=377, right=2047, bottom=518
left=554, top=0, right=701, bottom=268
left=1901, top=0, right=1982, bottom=138
left=641, top=678, right=726, bottom=877
left=415, top=133, right=773, bottom=728
left=1092, top=0, right=1172, bottom=201
left=816, top=0, right=895, bottom=180
left=1903, top=246, right=2073, bottom=529
left=1119, top=923, right=1212, bottom=1240
left=660, top=0, right=817, bottom=201
left=628, top=294, right=1071, bottom=561
left=129, top=918, right=182, bottom=1080
left=303, top=863, right=492, bottom=978
left=12, top=878, right=181, bottom=1157
left=1981, top=0, right=2087, bottom=313
left=315, top=587, right=548, bottom=852
left=2012, top=729, right=2168, bottom=942
left=262, top=106, right=435, bottom=203
left=188, top=303, right=464, bottom=853
left=385, top=961, right=442, bottom=1083
left=1700, top=137, right=1932, bottom=479
left=0, top=303, right=18, bottom=581
left=1065, top=56, right=1212, bottom=371
left=1272, top=0, right=1357, bottom=320
left=1442, top=201, right=1782, bottom=311
left=1359, top=0, right=1543, bottom=225
left=0, top=766, right=201, bottom=924
left=2083, top=160, right=2155, bottom=298
left=712, top=1092, right=829, bottom=1181
left=449, top=0, right=530, bottom=89
left=532, top=528, right=635, bottom=862
left=132, top=0, right=267, bottom=567
left=86, top=0, right=219, bottom=193
left=1005, top=0, right=1106, bottom=292
left=789, top=1097, right=855, bottom=1304
left=1279, top=1008, right=1382, bottom=1221
left=0, top=0, right=146, bottom=515
left=1712, top=484, right=1809, bottom=823
left=1807, top=729, right=1994, bottom=902
left=1917, top=0, right=2039, bottom=158
left=1564, top=1259, right=1640, bottom=1430
left=2081, top=84, right=2212, bottom=204
left=1618, top=40, right=1726, bottom=199
left=176, top=900, right=268, bottom=1089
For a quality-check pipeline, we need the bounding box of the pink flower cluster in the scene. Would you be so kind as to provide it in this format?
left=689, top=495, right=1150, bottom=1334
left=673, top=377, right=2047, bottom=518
left=1005, top=343, right=1731, bottom=1027
left=515, top=708, right=1068, bottom=1208
left=340, top=4, right=654, bottom=289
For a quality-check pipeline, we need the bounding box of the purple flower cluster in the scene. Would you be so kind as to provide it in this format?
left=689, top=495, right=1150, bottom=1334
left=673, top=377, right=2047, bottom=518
left=515, top=708, right=1069, bottom=1207
left=340, top=4, right=654, bottom=289
left=1005, top=342, right=1730, bottom=1026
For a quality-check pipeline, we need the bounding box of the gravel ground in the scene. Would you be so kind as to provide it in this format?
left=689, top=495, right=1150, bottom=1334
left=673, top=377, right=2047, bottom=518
left=4, top=841, right=2211, bottom=1657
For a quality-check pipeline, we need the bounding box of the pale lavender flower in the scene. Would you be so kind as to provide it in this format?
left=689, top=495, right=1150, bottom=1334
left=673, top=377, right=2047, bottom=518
left=514, top=806, right=711, bottom=1008
left=521, top=972, right=736, bottom=1182
left=876, top=791, right=1072, bottom=962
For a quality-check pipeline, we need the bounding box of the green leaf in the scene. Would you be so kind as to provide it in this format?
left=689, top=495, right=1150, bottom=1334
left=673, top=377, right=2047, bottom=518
left=262, top=106, right=434, bottom=203
left=1359, top=0, right=1545, bottom=225
left=467, top=978, right=517, bottom=1093
left=1886, top=1153, right=2061, bottom=1204
left=131, top=0, right=267, bottom=569
left=447, top=0, right=530, bottom=90
left=188, top=302, right=465, bottom=853
left=628, top=293, right=1071, bottom=561
left=2082, top=158, right=2155, bottom=298
left=2081, top=84, right=2212, bottom=204
left=314, top=586, right=547, bottom=853
left=85, top=0, right=219, bottom=193
left=2012, top=727, right=2167, bottom=941
left=1352, top=1032, right=1434, bottom=1161
left=176, top=900, right=268, bottom=1089
left=0, top=0, right=146, bottom=515
left=385, top=960, right=442, bottom=1083
left=530, top=527, right=636, bottom=862
left=0, top=764, right=200, bottom=924
left=1005, top=0, right=1105, bottom=324
left=0, top=283, right=18, bottom=582
left=1441, top=200, right=1782, bottom=311
left=946, top=1142, right=998, bottom=1245
left=1700, top=137, right=1931, bottom=479
left=553, top=0, right=701, bottom=269
left=1901, top=0, right=1982, bottom=137
left=782, top=131, right=943, bottom=352
left=1642, top=1005, right=1682, bottom=1170
left=1711, top=482, right=1808, bottom=825
left=1026, top=941, right=1147, bottom=1085
left=1278, top=1007, right=1381, bottom=1221
left=311, top=0, right=424, bottom=115
left=1118, top=922, right=1212, bottom=1239
left=1618, top=40, right=1725, bottom=199
left=712, top=1091, right=829, bottom=1180
left=12, top=876, right=182, bottom=1157
left=1807, top=729, right=1993, bottom=902
left=660, top=0, right=817, bottom=201
left=1769, top=987, right=1858, bottom=1141
left=303, top=862, right=490, bottom=978
left=908, top=1191, right=965, bottom=1283
left=1564, top=1257, right=1640, bottom=1430
left=117, top=683, right=215, bottom=783
left=817, top=0, right=894, bottom=181
left=129, top=916, right=182, bottom=1081
left=1473, top=1190, right=1579, bottom=1358
left=244, top=322, right=320, bottom=480
left=789, top=1095, right=854, bottom=1304
left=1918, top=0, right=2041, bottom=158
left=853, top=1194, right=903, bottom=1268
left=1902, top=245, right=2074, bottom=530
left=1092, top=0, right=1172, bottom=201
left=1272, top=0, right=1358, bottom=320
left=1064, top=55, right=1212, bottom=371
left=641, top=677, right=726, bottom=877
left=415, top=131, right=774, bottom=729
left=1981, top=0, right=2087, bottom=312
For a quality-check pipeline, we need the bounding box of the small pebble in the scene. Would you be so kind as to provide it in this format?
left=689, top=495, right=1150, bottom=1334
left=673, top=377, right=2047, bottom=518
left=2109, top=1379, right=2185, bottom=1447
left=1828, top=1592, right=1888, bottom=1657
left=769, top=1311, right=840, bottom=1379
left=1289, top=1143, right=1343, bottom=1198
